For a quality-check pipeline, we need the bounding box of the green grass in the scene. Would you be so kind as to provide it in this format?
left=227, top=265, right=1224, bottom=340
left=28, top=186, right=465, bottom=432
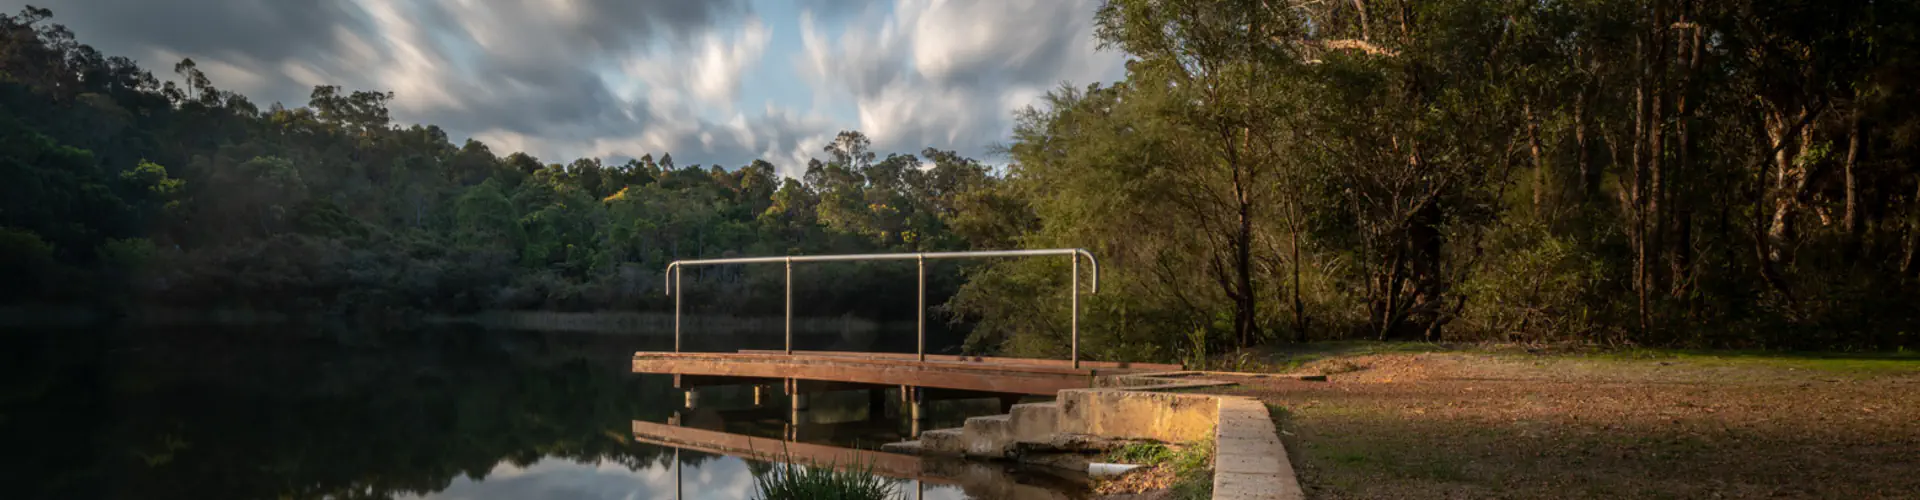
left=1245, top=340, right=1920, bottom=375
left=1586, top=348, right=1920, bottom=373
left=1166, top=436, right=1215, bottom=500
left=1247, top=341, right=1461, bottom=372
left=752, top=458, right=896, bottom=500
left=1107, top=442, right=1175, bottom=464
left=1101, top=439, right=1215, bottom=499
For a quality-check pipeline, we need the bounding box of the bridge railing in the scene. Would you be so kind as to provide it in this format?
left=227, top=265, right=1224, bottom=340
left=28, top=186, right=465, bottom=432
left=665, top=249, right=1098, bottom=368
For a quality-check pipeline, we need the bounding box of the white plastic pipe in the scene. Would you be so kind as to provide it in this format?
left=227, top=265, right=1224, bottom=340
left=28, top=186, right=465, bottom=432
left=1087, top=462, right=1146, bottom=477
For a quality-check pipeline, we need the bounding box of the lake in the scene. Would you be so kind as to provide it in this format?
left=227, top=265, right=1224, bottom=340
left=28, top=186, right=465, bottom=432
left=3, top=324, right=1089, bottom=499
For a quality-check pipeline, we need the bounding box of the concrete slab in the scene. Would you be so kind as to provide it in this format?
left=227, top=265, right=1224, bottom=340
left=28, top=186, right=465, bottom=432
left=1211, top=399, right=1303, bottom=500
left=1009, top=402, right=1061, bottom=444
left=918, top=428, right=965, bottom=456
left=1214, top=471, right=1291, bottom=500
left=962, top=414, right=1015, bottom=457
left=1214, top=449, right=1286, bottom=475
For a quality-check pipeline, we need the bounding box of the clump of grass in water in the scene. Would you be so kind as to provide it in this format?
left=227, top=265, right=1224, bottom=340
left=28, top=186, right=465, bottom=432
left=752, top=458, right=896, bottom=500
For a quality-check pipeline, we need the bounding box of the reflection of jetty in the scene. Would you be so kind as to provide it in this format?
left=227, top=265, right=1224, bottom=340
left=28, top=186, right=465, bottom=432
left=632, top=350, right=1179, bottom=396
left=632, top=420, right=1087, bottom=499
left=632, top=419, right=921, bottom=478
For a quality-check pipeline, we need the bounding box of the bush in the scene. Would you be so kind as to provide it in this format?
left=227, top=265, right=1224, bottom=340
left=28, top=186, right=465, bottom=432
left=752, top=458, right=895, bottom=500
left=1456, top=223, right=1605, bottom=342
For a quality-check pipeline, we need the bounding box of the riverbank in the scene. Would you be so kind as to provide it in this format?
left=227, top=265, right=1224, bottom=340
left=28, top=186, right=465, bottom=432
left=1208, top=345, right=1920, bottom=498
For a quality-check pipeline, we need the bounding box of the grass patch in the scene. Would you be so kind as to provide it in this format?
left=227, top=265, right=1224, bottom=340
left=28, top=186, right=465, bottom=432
left=1094, top=438, right=1215, bottom=500
left=1253, top=340, right=1920, bottom=375
left=752, top=457, right=896, bottom=500
left=1166, top=437, right=1215, bottom=500
left=1251, top=341, right=1459, bottom=372
left=1107, top=442, right=1175, bottom=464
left=1586, top=348, right=1920, bottom=373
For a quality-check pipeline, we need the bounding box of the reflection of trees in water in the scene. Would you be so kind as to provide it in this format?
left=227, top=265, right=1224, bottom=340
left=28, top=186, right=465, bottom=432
left=5, top=327, right=688, bottom=500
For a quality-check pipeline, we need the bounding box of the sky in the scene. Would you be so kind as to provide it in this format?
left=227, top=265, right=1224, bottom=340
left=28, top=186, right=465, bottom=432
left=12, top=0, right=1129, bottom=177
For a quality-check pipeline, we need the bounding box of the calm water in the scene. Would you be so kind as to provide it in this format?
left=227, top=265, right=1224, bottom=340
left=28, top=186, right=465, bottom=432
left=3, top=325, right=1083, bottom=500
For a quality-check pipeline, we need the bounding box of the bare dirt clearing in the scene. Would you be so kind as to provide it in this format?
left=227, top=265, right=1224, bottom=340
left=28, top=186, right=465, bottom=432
left=1214, top=349, right=1920, bottom=499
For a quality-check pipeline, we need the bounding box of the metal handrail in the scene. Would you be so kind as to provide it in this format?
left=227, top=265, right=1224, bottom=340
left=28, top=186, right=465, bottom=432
left=664, top=249, right=1098, bottom=368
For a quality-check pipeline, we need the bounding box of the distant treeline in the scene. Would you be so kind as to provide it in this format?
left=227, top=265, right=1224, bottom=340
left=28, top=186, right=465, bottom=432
left=3, top=2, right=1918, bottom=358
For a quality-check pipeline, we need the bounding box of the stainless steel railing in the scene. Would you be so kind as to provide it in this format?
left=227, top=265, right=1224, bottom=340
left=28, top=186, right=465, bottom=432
left=664, top=249, right=1099, bottom=368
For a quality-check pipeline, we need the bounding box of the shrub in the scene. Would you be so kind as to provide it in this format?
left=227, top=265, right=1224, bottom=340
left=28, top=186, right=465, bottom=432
left=752, top=459, right=895, bottom=500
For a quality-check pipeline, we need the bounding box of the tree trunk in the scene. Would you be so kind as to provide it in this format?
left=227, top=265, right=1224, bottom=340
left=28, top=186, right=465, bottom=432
left=1670, top=8, right=1700, bottom=299
left=1631, top=30, right=1652, bottom=335
left=1235, top=196, right=1256, bottom=348
left=1647, top=0, right=1669, bottom=300
left=1905, top=180, right=1920, bottom=278
left=1289, top=204, right=1307, bottom=343
left=1527, top=101, right=1547, bottom=216
left=1842, top=114, right=1863, bottom=260
left=1766, top=109, right=1809, bottom=265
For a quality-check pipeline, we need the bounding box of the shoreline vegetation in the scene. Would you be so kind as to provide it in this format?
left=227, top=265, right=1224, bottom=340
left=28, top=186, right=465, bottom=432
left=6, top=0, right=1920, bottom=364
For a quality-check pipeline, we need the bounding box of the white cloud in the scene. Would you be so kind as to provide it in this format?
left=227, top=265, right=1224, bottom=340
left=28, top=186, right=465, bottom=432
left=691, top=20, right=772, bottom=109
left=797, top=0, right=1126, bottom=159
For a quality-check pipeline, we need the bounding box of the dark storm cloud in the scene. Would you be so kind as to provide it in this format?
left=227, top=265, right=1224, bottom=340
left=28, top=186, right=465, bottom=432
left=27, top=0, right=365, bottom=62
left=0, top=0, right=760, bottom=164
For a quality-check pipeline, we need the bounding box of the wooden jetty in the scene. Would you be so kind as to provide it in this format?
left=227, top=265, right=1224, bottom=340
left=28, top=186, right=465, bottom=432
left=631, top=349, right=1180, bottom=396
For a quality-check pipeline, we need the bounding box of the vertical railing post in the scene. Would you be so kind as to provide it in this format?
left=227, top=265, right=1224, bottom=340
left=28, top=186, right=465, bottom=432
left=785, top=257, right=793, bottom=355
left=673, top=266, right=682, bottom=353
left=1071, top=253, right=1080, bottom=369
left=917, top=254, right=926, bottom=363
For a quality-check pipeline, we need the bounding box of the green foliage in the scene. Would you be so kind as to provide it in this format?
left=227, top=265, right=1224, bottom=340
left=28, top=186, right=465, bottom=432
left=1456, top=223, right=1606, bottom=342
left=96, top=237, right=157, bottom=272
left=121, top=160, right=184, bottom=211
left=0, top=226, right=56, bottom=299
left=1167, top=437, right=1215, bottom=500
left=0, top=8, right=1018, bottom=317
left=751, top=458, right=896, bottom=500
left=1108, top=442, right=1175, bottom=464
left=958, top=0, right=1920, bottom=356
left=3, top=3, right=1919, bottom=353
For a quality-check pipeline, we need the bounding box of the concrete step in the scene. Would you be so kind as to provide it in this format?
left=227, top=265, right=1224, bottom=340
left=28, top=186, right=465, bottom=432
left=961, top=414, right=1015, bottom=458
left=916, top=428, right=966, bottom=456
left=878, top=440, right=923, bottom=455
left=1008, top=402, right=1061, bottom=444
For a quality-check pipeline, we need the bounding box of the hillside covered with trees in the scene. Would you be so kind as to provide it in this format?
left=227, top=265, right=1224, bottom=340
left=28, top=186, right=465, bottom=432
left=4, top=1, right=1918, bottom=358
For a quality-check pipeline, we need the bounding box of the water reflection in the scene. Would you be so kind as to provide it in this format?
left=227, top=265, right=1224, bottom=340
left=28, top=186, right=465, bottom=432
left=4, top=326, right=1073, bottom=500
left=402, top=453, right=755, bottom=500
left=405, top=453, right=982, bottom=500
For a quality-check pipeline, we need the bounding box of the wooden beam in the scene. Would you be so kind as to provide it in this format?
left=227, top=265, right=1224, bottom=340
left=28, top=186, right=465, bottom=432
left=634, top=352, right=1105, bottom=395
left=732, top=349, right=1183, bottom=372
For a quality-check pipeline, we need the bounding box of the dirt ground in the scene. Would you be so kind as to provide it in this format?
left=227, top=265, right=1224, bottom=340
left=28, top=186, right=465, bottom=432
left=1211, top=349, right=1920, bottom=499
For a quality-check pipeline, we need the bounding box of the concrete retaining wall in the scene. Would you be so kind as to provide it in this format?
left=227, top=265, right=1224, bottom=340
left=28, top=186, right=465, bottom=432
left=1031, top=389, right=1304, bottom=499
left=1055, top=389, right=1220, bottom=443
left=888, top=385, right=1305, bottom=499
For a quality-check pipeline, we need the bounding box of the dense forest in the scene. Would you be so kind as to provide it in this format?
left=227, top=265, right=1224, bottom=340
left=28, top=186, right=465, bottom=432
left=3, top=1, right=1918, bottom=359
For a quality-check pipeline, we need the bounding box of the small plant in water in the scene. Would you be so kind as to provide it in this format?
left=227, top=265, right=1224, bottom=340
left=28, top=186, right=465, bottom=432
left=752, top=457, right=896, bottom=500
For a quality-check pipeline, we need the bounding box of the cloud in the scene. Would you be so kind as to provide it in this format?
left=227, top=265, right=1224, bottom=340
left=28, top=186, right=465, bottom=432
left=796, top=0, right=1126, bottom=161
left=8, top=0, right=1126, bottom=176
